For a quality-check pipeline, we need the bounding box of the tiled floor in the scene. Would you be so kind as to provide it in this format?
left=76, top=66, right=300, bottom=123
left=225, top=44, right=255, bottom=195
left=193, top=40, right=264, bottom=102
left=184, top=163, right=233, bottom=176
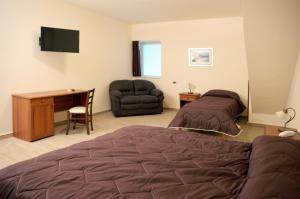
left=0, top=109, right=263, bottom=169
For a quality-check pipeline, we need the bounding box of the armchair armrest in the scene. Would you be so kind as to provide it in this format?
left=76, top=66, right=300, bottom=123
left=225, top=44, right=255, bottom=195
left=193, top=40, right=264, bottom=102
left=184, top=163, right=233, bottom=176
left=110, top=90, right=122, bottom=98
left=150, top=89, right=163, bottom=97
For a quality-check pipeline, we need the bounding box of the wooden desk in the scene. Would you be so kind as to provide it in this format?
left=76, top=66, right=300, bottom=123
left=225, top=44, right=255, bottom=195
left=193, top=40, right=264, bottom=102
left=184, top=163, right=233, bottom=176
left=12, top=89, right=88, bottom=142
left=179, top=92, right=201, bottom=108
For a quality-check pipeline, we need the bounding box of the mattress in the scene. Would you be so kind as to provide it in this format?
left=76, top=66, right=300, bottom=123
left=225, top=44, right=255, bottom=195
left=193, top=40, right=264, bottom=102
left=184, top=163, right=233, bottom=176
left=0, top=125, right=299, bottom=199
left=169, top=90, right=246, bottom=136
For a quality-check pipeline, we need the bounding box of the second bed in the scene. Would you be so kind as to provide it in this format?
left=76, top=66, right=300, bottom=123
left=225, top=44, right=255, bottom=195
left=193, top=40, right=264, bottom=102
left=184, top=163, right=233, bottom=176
left=169, top=90, right=246, bottom=136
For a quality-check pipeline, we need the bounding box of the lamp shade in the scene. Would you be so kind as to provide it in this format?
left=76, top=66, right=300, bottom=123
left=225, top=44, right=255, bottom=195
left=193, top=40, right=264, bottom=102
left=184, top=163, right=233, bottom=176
left=276, top=110, right=286, bottom=119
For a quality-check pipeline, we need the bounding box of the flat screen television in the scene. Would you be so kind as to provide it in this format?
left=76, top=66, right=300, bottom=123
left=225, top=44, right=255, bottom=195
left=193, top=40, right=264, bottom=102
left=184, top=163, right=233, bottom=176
left=40, top=26, right=79, bottom=53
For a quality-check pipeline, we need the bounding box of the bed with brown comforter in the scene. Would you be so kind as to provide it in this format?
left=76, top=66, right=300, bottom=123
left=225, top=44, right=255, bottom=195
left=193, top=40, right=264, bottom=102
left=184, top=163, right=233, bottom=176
left=0, top=125, right=299, bottom=199
left=169, top=90, right=246, bottom=136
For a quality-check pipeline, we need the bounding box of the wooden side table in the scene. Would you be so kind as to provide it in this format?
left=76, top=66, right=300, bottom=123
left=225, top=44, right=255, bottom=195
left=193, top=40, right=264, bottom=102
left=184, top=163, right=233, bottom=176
left=264, top=125, right=300, bottom=141
left=179, top=92, right=201, bottom=108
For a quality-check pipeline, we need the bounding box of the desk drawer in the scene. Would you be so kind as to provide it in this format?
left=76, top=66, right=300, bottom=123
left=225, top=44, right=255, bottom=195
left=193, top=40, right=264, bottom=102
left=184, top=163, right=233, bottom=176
left=180, top=95, right=198, bottom=101
left=31, top=97, right=54, bottom=105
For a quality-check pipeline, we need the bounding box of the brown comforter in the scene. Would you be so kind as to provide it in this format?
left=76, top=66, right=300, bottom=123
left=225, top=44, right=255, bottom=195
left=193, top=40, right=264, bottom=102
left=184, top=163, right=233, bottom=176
left=0, top=126, right=299, bottom=199
left=169, top=90, right=246, bottom=136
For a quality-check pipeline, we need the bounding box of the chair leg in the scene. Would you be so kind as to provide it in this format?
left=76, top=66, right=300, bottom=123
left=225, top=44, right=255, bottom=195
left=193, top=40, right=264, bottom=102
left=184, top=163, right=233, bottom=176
left=73, top=121, right=77, bottom=130
left=90, top=114, right=94, bottom=131
left=66, top=111, right=70, bottom=135
left=86, top=114, right=90, bottom=135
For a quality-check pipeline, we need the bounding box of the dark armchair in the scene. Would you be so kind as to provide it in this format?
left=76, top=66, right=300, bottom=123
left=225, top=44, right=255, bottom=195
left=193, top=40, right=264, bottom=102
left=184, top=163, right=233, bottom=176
left=109, top=80, right=164, bottom=117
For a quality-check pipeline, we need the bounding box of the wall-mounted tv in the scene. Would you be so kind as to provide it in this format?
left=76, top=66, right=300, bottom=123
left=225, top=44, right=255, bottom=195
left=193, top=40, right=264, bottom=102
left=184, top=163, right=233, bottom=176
left=40, top=26, right=79, bottom=53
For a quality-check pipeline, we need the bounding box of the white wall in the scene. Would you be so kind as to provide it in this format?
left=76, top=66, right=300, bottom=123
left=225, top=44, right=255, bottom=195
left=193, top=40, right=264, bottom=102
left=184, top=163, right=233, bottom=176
left=287, top=52, right=300, bottom=130
left=248, top=97, right=282, bottom=126
left=248, top=52, right=300, bottom=127
left=131, top=17, right=249, bottom=110
left=243, top=0, right=300, bottom=114
left=0, top=0, right=131, bottom=133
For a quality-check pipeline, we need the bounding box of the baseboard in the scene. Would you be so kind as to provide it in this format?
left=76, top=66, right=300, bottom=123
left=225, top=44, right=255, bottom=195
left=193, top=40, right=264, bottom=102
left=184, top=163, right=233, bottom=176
left=0, top=131, right=13, bottom=140
left=55, top=108, right=174, bottom=127
left=54, top=109, right=110, bottom=127
left=248, top=113, right=282, bottom=126
left=164, top=107, right=179, bottom=111
left=93, top=109, right=111, bottom=115
left=246, top=122, right=266, bottom=128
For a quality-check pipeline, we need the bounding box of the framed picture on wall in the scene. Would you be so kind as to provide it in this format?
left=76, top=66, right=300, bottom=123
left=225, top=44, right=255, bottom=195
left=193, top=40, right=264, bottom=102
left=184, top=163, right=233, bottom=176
left=188, top=48, right=213, bottom=66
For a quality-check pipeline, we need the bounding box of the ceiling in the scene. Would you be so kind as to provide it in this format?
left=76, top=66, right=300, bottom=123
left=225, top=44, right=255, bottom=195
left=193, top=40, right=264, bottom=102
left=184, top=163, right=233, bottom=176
left=66, top=0, right=242, bottom=24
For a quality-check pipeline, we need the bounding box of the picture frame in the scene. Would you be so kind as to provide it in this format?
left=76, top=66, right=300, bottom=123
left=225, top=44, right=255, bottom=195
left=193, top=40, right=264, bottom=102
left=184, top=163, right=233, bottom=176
left=188, top=48, right=213, bottom=66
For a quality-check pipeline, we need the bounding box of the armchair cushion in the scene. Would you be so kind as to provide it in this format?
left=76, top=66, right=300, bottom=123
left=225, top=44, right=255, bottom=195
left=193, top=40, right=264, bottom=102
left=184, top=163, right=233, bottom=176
left=122, top=95, right=159, bottom=104
left=110, top=90, right=122, bottom=98
left=134, top=80, right=155, bottom=95
left=140, top=95, right=159, bottom=103
left=110, top=80, right=134, bottom=96
left=121, top=96, right=140, bottom=104
left=150, top=89, right=163, bottom=97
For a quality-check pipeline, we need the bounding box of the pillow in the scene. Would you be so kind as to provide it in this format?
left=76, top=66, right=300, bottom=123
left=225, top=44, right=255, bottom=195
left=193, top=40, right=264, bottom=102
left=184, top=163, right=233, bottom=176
left=238, top=136, right=300, bottom=199
left=203, top=89, right=246, bottom=112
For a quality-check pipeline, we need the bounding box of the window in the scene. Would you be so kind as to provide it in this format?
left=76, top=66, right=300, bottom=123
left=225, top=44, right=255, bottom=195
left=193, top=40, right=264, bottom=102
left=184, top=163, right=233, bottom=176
left=140, top=42, right=162, bottom=77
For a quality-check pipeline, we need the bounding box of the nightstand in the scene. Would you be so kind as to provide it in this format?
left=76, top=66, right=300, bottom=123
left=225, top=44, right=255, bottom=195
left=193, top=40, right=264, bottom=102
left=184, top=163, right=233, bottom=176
left=264, top=125, right=300, bottom=141
left=179, top=92, right=201, bottom=108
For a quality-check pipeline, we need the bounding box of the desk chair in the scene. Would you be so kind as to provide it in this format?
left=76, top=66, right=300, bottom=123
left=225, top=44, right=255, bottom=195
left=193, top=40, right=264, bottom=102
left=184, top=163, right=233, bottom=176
left=66, top=88, right=95, bottom=135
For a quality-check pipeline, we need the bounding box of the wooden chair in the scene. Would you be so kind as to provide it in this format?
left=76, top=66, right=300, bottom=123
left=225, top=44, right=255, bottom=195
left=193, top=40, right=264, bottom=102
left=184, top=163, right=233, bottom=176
left=66, top=88, right=95, bottom=135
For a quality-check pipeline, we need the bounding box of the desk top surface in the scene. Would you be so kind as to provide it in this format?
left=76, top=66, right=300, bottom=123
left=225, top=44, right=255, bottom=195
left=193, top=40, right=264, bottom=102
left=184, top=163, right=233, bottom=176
left=179, top=92, right=201, bottom=96
left=264, top=125, right=299, bottom=141
left=12, top=89, right=88, bottom=99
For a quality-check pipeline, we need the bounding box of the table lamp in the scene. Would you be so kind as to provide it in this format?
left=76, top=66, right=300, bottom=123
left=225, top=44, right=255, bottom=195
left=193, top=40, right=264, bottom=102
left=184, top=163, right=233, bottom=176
left=188, top=83, right=196, bottom=94
left=276, top=107, right=296, bottom=132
